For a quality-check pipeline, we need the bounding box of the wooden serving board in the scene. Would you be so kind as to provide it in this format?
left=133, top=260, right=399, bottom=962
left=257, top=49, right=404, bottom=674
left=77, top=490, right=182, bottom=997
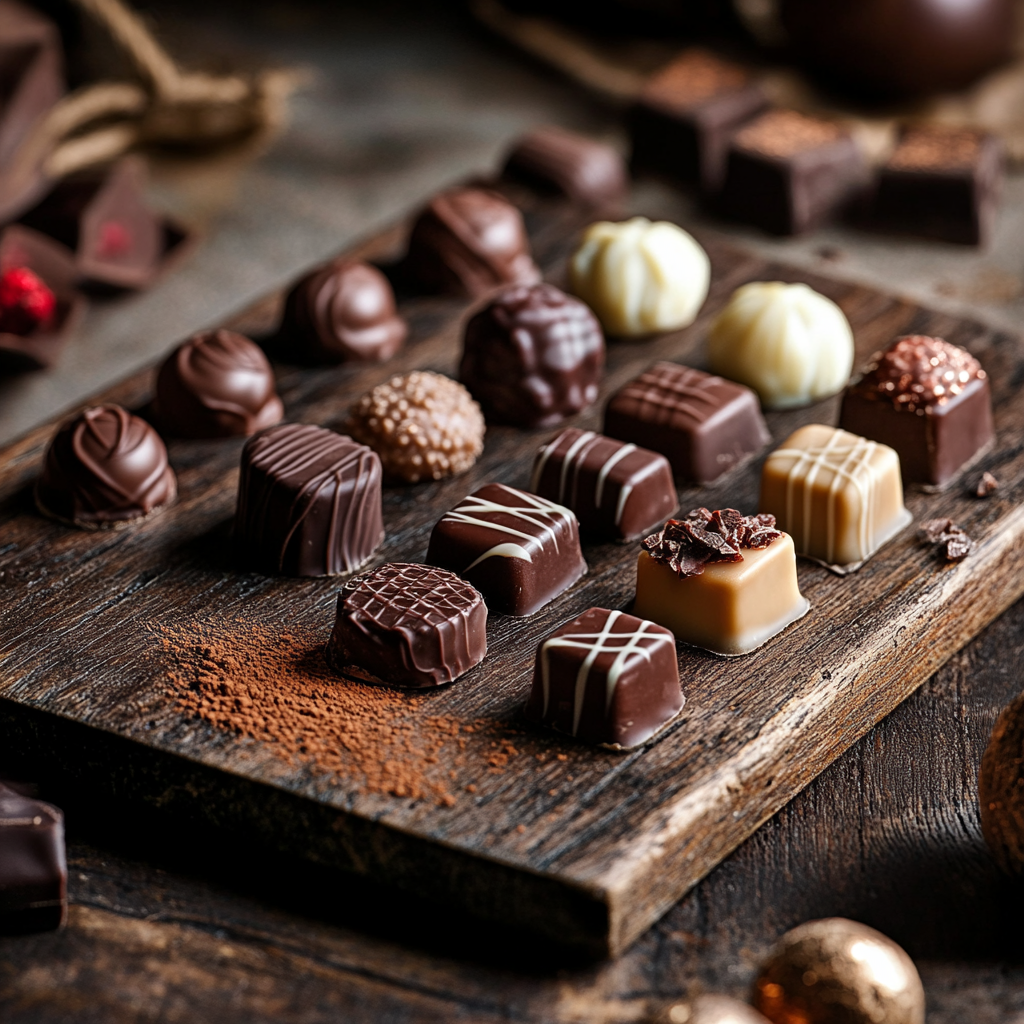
left=2, top=185, right=1023, bottom=959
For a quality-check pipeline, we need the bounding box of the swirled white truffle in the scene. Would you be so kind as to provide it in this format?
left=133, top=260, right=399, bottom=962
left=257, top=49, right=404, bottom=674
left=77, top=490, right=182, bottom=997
left=568, top=217, right=710, bottom=337
left=707, top=281, right=854, bottom=409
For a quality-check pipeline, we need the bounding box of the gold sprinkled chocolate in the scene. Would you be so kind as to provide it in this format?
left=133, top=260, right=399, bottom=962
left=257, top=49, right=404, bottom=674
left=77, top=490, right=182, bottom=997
left=887, top=127, right=983, bottom=172
left=346, top=371, right=484, bottom=484
left=733, top=110, right=846, bottom=159
left=642, top=49, right=750, bottom=109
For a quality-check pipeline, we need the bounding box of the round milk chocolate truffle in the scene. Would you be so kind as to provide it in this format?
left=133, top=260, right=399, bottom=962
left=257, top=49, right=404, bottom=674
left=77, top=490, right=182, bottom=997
left=35, top=404, right=177, bottom=529
left=283, top=259, right=407, bottom=363
left=405, top=187, right=540, bottom=299
left=460, top=282, right=604, bottom=428
left=346, top=371, right=485, bottom=484
left=154, top=329, right=284, bottom=439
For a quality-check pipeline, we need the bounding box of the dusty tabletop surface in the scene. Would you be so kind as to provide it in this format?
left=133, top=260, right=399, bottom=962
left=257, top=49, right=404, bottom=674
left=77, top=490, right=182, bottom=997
left=1, top=1, right=1024, bottom=1021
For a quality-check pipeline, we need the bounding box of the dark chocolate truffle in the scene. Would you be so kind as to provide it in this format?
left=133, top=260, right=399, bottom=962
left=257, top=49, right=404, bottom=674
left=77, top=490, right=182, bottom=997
left=282, top=258, right=407, bottom=363
left=154, top=329, right=284, bottom=439
left=502, top=125, right=628, bottom=206
left=459, top=282, right=604, bottom=428
left=404, top=187, right=540, bottom=298
left=525, top=607, right=682, bottom=749
left=326, top=562, right=487, bottom=689
left=0, top=783, right=67, bottom=935
left=35, top=405, right=177, bottom=529
left=235, top=422, right=384, bottom=577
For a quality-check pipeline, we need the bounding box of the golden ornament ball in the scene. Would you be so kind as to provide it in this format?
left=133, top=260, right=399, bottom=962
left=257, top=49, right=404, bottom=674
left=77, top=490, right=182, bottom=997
left=753, top=918, right=925, bottom=1024
left=650, top=995, right=771, bottom=1024
left=979, top=689, right=1024, bottom=874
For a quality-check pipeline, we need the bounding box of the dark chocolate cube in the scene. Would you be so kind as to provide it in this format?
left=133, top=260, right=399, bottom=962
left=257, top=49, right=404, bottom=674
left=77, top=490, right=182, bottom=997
left=426, top=482, right=586, bottom=616
left=870, top=127, right=1003, bottom=246
left=531, top=428, right=677, bottom=541
left=235, top=423, right=385, bottom=577
left=604, top=362, right=769, bottom=484
left=0, top=783, right=67, bottom=935
left=629, top=49, right=767, bottom=192
left=719, top=109, right=866, bottom=235
left=524, top=607, right=682, bottom=749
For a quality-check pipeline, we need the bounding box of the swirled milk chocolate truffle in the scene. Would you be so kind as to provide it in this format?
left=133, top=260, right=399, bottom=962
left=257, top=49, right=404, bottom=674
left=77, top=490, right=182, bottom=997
left=35, top=405, right=177, bottom=529
left=460, top=282, right=604, bottom=428
left=708, top=282, right=854, bottom=409
left=404, top=187, right=540, bottom=298
left=282, top=259, right=407, bottom=364
left=154, top=329, right=284, bottom=439
left=346, top=371, right=484, bottom=484
left=569, top=217, right=710, bottom=337
left=327, top=562, right=487, bottom=689
left=234, top=423, right=384, bottom=577
left=525, top=607, right=682, bottom=749
left=502, top=125, right=628, bottom=206
left=427, top=483, right=586, bottom=616
left=839, top=335, right=994, bottom=489
left=634, top=508, right=809, bottom=655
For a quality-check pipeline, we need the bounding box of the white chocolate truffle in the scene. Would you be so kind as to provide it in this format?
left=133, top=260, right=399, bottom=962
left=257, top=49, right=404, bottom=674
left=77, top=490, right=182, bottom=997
left=707, top=281, right=854, bottom=409
left=568, top=217, right=710, bottom=337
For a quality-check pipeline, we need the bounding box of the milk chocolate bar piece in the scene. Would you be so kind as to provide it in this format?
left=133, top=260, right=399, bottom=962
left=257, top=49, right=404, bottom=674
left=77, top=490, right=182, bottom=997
left=0, top=783, right=67, bottom=934
left=326, top=562, right=487, bottom=689
left=760, top=424, right=912, bottom=567
left=426, top=483, right=586, bottom=616
left=869, top=127, right=1003, bottom=246
left=531, top=428, right=677, bottom=542
left=629, top=49, right=768, bottom=192
left=719, top=109, right=866, bottom=235
left=525, top=607, right=682, bottom=749
left=839, top=335, right=994, bottom=489
left=604, top=362, right=769, bottom=484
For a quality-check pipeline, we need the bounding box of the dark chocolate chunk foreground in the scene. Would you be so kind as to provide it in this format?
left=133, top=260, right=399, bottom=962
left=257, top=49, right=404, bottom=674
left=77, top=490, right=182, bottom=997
left=629, top=48, right=768, bottom=193
left=460, top=282, right=605, bottom=428
left=501, top=125, right=628, bottom=206
left=524, top=607, right=682, bottom=750
left=282, top=258, right=407, bottom=364
left=839, top=335, right=994, bottom=488
left=235, top=423, right=384, bottom=577
left=326, top=562, right=487, bottom=689
left=869, top=127, right=1004, bottom=246
left=154, top=329, right=284, bottom=439
left=0, top=783, right=67, bottom=935
left=531, top=427, right=677, bottom=542
left=604, top=362, right=769, bottom=484
left=718, top=109, right=866, bottom=235
left=404, top=187, right=540, bottom=298
left=426, top=482, right=586, bottom=617
left=35, top=404, right=176, bottom=529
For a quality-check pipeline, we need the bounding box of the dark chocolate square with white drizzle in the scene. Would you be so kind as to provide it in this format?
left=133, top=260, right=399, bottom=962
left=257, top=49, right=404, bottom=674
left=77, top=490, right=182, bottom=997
left=531, top=428, right=677, bottom=541
left=524, top=607, right=682, bottom=750
left=604, top=362, right=769, bottom=484
left=426, top=483, right=586, bottom=616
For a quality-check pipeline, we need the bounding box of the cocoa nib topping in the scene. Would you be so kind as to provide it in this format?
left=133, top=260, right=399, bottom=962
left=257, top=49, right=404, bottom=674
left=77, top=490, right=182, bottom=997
left=642, top=507, right=781, bottom=577
left=919, top=518, right=974, bottom=562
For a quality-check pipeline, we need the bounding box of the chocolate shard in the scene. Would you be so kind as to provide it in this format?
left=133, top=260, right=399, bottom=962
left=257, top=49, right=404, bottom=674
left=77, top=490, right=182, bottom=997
left=918, top=518, right=974, bottom=562
left=404, top=187, right=540, bottom=298
left=629, top=48, right=768, bottom=192
left=35, top=404, right=176, bottom=529
left=604, top=362, right=769, bottom=484
left=154, top=329, right=284, bottom=439
left=501, top=125, right=628, bottom=206
left=976, top=471, right=999, bottom=498
left=530, top=428, right=677, bottom=542
left=459, top=282, right=605, bottom=428
left=524, top=607, right=682, bottom=750
left=426, top=482, right=587, bottom=617
left=234, top=423, right=385, bottom=577
left=281, top=258, right=407, bottom=364
left=326, top=562, right=487, bottom=689
left=0, top=782, right=67, bottom=935
left=839, top=335, right=995, bottom=489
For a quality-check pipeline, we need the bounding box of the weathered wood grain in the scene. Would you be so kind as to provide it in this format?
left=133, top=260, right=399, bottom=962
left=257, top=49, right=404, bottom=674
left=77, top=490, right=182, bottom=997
left=2, top=186, right=1022, bottom=957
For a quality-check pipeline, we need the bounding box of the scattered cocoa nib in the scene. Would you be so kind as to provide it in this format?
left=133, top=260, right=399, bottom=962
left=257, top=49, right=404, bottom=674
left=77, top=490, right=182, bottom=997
left=643, top=507, right=781, bottom=577
left=976, top=471, right=999, bottom=498
left=918, top=518, right=974, bottom=562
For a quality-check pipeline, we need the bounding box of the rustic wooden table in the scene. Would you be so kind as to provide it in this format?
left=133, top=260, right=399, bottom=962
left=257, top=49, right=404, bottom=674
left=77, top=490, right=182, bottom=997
left=2, top=2, right=1024, bottom=1021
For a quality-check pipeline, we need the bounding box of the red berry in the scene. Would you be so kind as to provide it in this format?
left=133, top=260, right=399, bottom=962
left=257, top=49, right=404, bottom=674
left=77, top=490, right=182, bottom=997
left=0, top=266, right=57, bottom=335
